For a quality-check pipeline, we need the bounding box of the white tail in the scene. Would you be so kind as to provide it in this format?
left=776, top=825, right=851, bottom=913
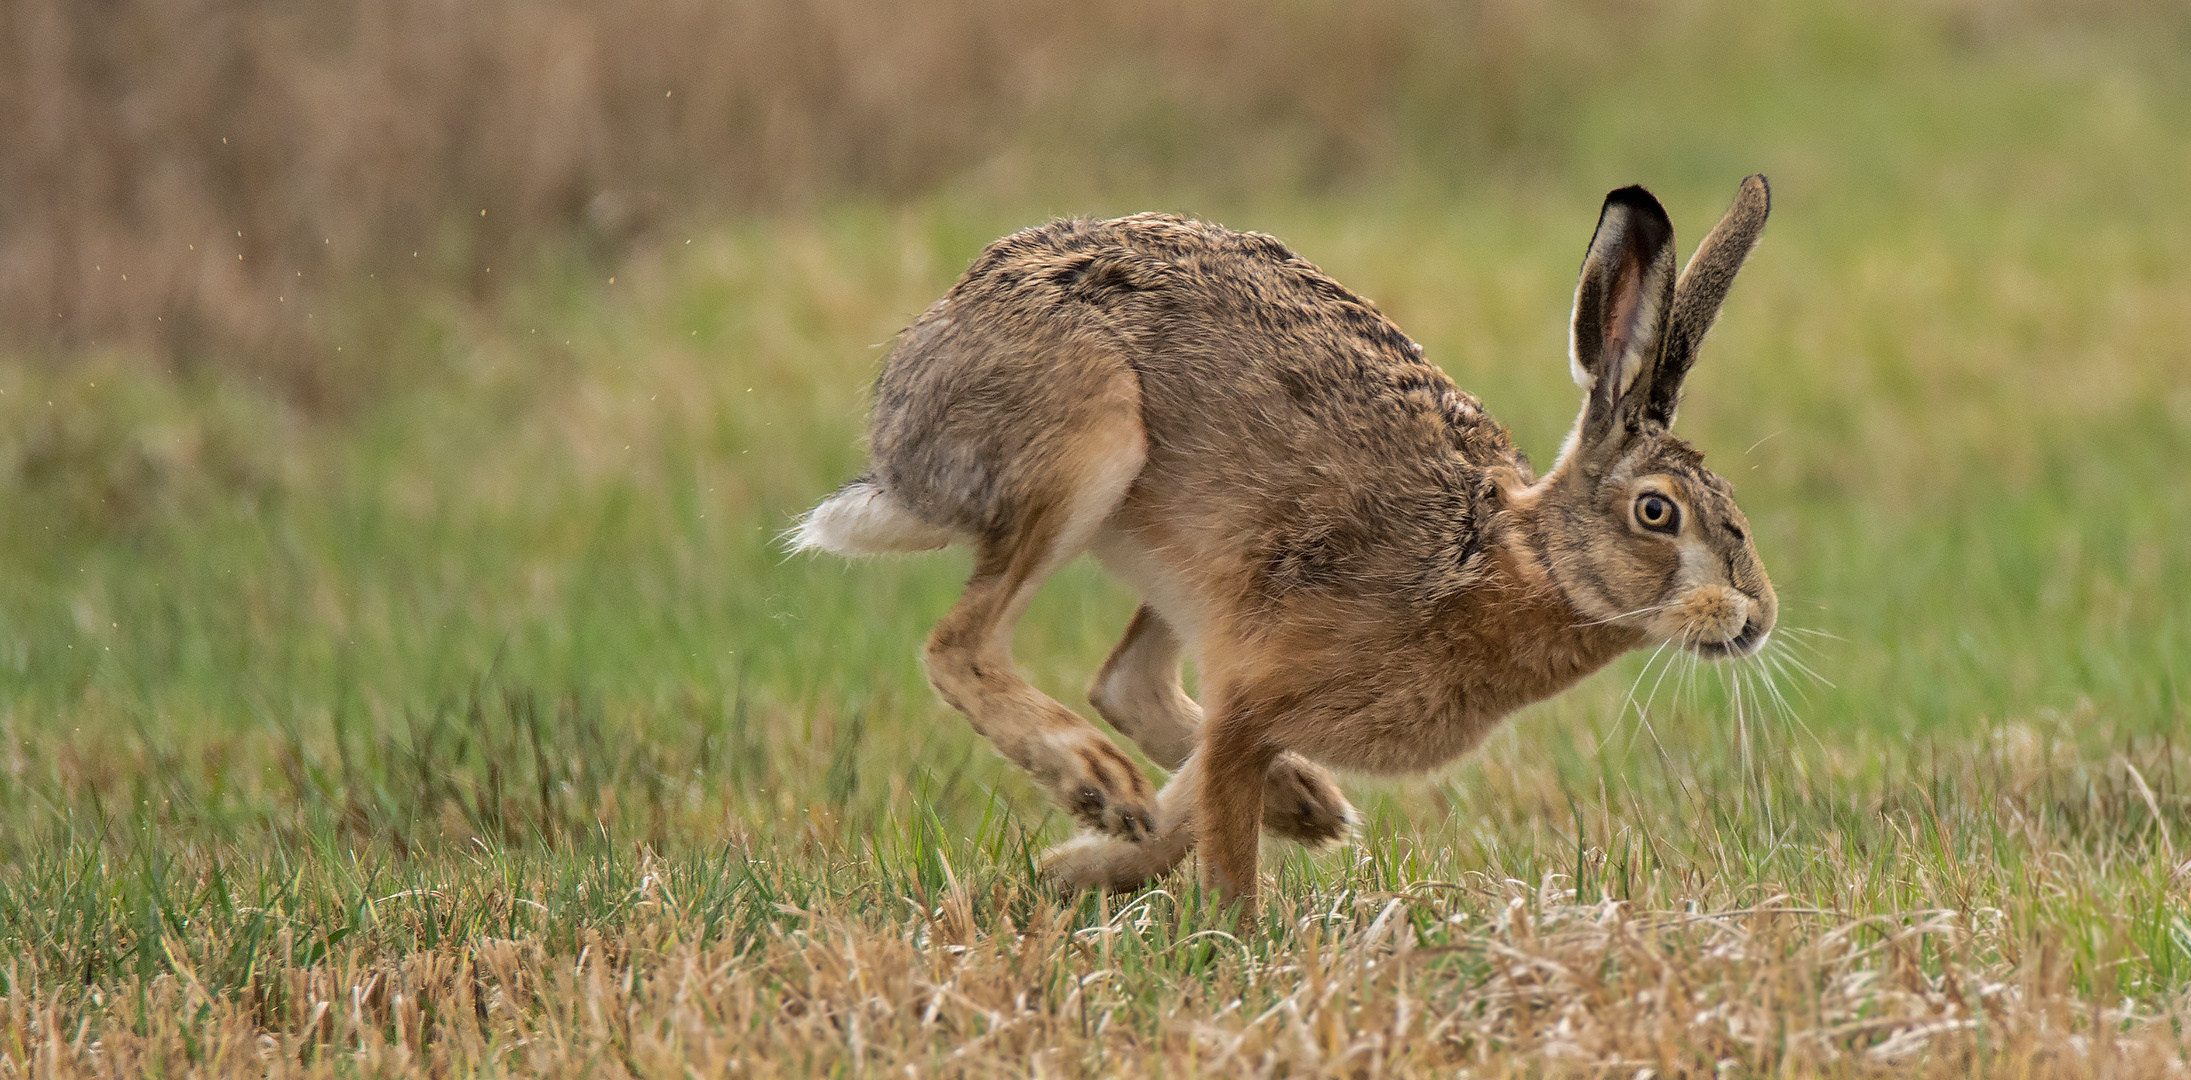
left=788, top=479, right=956, bottom=556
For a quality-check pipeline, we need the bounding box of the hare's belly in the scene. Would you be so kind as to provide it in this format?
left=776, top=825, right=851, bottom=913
left=1088, top=526, right=1209, bottom=652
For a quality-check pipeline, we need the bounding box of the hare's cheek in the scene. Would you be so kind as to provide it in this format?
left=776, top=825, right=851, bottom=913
left=1661, top=539, right=1718, bottom=604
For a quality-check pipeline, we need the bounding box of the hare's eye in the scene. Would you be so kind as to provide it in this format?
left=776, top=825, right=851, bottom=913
left=1635, top=494, right=1678, bottom=534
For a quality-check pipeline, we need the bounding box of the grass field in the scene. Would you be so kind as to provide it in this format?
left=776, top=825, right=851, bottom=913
left=2, top=2, right=2190, bottom=1076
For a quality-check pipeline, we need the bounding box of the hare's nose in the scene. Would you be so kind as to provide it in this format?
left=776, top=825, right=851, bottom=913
left=1724, top=618, right=1768, bottom=653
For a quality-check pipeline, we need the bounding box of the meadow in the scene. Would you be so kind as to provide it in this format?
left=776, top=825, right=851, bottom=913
left=1, top=1, right=2188, bottom=1075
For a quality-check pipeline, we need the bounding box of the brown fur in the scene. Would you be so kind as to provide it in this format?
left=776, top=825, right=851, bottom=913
left=797, top=178, right=1779, bottom=907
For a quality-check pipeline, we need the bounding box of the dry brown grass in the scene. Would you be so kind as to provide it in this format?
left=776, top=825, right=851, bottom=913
left=0, top=674, right=2184, bottom=1076
left=4, top=879, right=2184, bottom=1077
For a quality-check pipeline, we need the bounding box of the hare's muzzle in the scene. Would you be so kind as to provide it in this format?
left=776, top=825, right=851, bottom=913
left=1662, top=582, right=1773, bottom=659
left=1691, top=617, right=1771, bottom=659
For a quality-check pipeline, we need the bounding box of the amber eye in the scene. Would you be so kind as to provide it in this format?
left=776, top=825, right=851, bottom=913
left=1636, top=493, right=1679, bottom=533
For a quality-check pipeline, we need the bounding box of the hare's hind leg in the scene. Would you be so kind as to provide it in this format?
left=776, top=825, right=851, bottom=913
left=1091, top=607, right=1355, bottom=847
left=1042, top=752, right=1202, bottom=890
left=1088, top=605, right=1201, bottom=768
left=922, top=417, right=1157, bottom=840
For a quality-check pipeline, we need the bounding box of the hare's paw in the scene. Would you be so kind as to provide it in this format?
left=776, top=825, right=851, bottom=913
left=1046, top=732, right=1156, bottom=841
left=1041, top=832, right=1178, bottom=892
left=1261, top=752, right=1355, bottom=847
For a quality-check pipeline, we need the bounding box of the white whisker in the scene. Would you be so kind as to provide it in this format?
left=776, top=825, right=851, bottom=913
left=1782, top=625, right=1845, bottom=642
left=1639, top=636, right=1686, bottom=728
left=1775, top=634, right=1829, bottom=663
left=1574, top=603, right=1672, bottom=630
left=1759, top=648, right=1814, bottom=706
left=1774, top=648, right=1834, bottom=689
left=1612, top=639, right=1676, bottom=753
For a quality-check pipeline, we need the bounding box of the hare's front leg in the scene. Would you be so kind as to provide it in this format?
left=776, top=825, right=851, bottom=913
left=1198, top=696, right=1280, bottom=907
left=1091, top=605, right=1353, bottom=845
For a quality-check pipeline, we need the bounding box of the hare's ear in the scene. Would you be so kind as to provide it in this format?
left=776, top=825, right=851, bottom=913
left=1643, top=174, right=1769, bottom=427
left=1568, top=186, right=1677, bottom=456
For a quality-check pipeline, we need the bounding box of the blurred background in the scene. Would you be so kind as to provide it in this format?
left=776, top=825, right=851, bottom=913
left=0, top=0, right=2185, bottom=853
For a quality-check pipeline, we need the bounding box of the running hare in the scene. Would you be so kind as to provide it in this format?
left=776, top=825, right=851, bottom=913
left=795, top=177, right=1777, bottom=905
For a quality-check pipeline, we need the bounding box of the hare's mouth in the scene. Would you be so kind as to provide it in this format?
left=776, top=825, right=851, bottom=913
left=1689, top=619, right=1769, bottom=660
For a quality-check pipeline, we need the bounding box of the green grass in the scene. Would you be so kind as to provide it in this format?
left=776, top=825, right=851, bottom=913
left=2, top=2, right=2190, bottom=1074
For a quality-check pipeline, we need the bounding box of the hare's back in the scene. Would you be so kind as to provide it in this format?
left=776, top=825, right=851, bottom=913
left=944, top=214, right=1515, bottom=469
left=948, top=214, right=1519, bottom=601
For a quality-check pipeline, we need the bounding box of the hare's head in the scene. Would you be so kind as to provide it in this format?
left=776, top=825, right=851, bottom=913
left=1523, top=177, right=1777, bottom=658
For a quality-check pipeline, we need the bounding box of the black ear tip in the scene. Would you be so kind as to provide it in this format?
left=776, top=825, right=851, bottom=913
left=1603, top=185, right=1667, bottom=217
left=1598, top=185, right=1674, bottom=252
left=1743, top=173, right=1771, bottom=209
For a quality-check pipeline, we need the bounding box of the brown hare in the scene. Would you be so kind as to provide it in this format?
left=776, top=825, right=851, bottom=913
left=795, top=177, right=1777, bottom=906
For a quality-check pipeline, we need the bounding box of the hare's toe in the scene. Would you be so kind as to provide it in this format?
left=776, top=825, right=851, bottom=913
left=1050, top=734, right=1156, bottom=840
left=1261, top=752, right=1355, bottom=847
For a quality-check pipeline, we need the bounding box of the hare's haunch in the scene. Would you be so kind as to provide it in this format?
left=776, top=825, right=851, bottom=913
left=797, top=178, right=1777, bottom=905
